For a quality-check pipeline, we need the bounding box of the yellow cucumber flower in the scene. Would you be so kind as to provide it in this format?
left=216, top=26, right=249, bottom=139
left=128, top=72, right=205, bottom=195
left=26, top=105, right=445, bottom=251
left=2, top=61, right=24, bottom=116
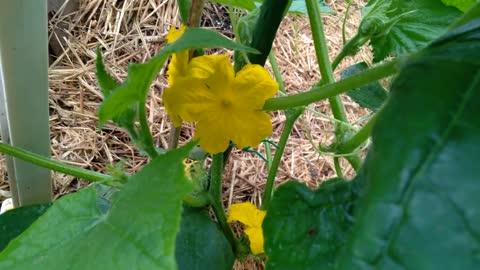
left=163, top=54, right=278, bottom=153
left=227, top=202, right=266, bottom=255
left=165, top=25, right=188, bottom=127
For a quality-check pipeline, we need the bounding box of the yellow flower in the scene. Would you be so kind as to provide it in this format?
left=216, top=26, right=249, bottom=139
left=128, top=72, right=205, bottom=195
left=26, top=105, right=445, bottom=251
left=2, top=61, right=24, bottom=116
left=163, top=54, right=278, bottom=153
left=165, top=25, right=188, bottom=127
left=227, top=202, right=266, bottom=255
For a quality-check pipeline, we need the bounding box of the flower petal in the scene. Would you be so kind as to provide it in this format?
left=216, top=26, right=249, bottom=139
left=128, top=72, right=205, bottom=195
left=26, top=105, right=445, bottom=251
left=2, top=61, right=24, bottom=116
left=227, top=202, right=265, bottom=227
left=195, top=116, right=232, bottom=154
left=166, top=25, right=186, bottom=43
left=163, top=77, right=218, bottom=123
left=233, top=64, right=278, bottom=110
left=229, top=111, right=273, bottom=150
left=188, top=55, right=234, bottom=94
left=245, top=227, right=264, bottom=255
left=167, top=50, right=190, bottom=85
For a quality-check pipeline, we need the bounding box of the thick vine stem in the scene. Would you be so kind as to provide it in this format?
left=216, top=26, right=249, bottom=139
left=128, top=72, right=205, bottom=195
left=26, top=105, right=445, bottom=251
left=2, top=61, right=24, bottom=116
left=261, top=107, right=304, bottom=210
left=0, top=143, right=116, bottom=186
left=338, top=113, right=379, bottom=154
left=263, top=58, right=400, bottom=111
left=208, top=154, right=237, bottom=252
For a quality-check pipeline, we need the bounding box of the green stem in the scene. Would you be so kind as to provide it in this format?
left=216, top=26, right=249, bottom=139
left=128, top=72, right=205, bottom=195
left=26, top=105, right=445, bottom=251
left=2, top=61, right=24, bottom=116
left=338, top=113, right=379, bottom=154
left=261, top=107, right=304, bottom=210
left=138, top=101, right=158, bottom=158
left=342, top=1, right=353, bottom=45
left=208, top=154, right=237, bottom=251
left=263, top=58, right=400, bottom=111
left=268, top=51, right=286, bottom=94
left=0, top=143, right=115, bottom=185
left=334, top=157, right=344, bottom=178
left=306, top=0, right=347, bottom=122
left=188, top=0, right=205, bottom=26
left=168, top=124, right=181, bottom=150
left=264, top=141, right=273, bottom=169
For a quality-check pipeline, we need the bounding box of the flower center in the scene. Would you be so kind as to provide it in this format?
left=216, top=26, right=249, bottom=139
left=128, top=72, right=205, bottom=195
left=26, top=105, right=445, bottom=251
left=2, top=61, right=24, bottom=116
left=220, top=98, right=232, bottom=109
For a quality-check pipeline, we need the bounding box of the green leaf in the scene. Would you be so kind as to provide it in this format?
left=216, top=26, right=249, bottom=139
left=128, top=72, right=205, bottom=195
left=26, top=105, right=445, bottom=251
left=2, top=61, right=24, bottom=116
left=208, top=0, right=257, bottom=10
left=336, top=21, right=480, bottom=269
left=263, top=178, right=361, bottom=270
left=442, top=0, right=476, bottom=12
left=177, top=0, right=191, bottom=23
left=175, top=207, right=234, bottom=270
left=340, top=62, right=388, bottom=111
left=98, top=27, right=257, bottom=126
left=0, top=143, right=195, bottom=270
left=0, top=204, right=51, bottom=252
left=288, top=0, right=334, bottom=14
left=96, top=49, right=137, bottom=131
left=361, top=0, right=462, bottom=62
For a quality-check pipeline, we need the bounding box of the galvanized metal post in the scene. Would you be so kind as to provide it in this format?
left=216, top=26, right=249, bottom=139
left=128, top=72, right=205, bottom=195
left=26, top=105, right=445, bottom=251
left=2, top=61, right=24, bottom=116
left=0, top=0, right=52, bottom=206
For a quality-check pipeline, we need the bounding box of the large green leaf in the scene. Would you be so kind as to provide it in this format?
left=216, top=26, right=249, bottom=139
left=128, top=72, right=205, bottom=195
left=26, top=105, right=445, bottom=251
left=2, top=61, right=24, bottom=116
left=209, top=0, right=257, bottom=10
left=0, top=204, right=51, bottom=252
left=361, top=0, right=461, bottom=62
left=263, top=178, right=361, bottom=270
left=98, top=27, right=257, bottom=126
left=442, top=0, right=476, bottom=11
left=175, top=207, right=234, bottom=270
left=0, top=143, right=195, bottom=270
left=336, top=21, right=480, bottom=269
left=340, top=62, right=388, bottom=111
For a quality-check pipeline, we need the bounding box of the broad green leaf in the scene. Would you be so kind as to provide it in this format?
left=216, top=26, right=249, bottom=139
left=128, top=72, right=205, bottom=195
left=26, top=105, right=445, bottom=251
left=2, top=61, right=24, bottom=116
left=442, top=0, right=476, bottom=11
left=175, top=207, right=234, bottom=270
left=98, top=27, right=257, bottom=126
left=177, top=0, right=191, bottom=23
left=0, top=143, right=195, bottom=270
left=361, top=0, right=461, bottom=62
left=336, top=21, right=480, bottom=270
left=340, top=62, right=388, bottom=111
left=0, top=204, right=51, bottom=252
left=208, top=0, right=257, bottom=10
left=288, top=0, right=334, bottom=14
left=96, top=49, right=137, bottom=131
left=263, top=178, right=361, bottom=270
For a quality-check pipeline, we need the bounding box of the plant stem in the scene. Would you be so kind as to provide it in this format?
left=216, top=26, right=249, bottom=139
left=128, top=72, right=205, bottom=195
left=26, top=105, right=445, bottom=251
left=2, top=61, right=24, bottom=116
left=334, top=157, right=344, bottom=178
left=263, top=58, right=400, bottom=111
left=0, top=143, right=114, bottom=184
left=168, top=124, right=181, bottom=150
left=208, top=154, right=237, bottom=251
left=138, top=101, right=158, bottom=158
left=188, top=0, right=205, bottom=27
left=306, top=0, right=347, bottom=121
left=268, top=51, right=286, bottom=94
left=261, top=107, right=304, bottom=210
left=342, top=1, right=353, bottom=45
left=338, top=113, right=379, bottom=154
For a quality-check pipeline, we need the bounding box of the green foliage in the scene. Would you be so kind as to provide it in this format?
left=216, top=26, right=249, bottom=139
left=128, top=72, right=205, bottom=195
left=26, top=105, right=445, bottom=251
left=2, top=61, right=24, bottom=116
left=0, top=204, right=51, bottom=252
left=442, top=0, right=477, bottom=11
left=234, top=0, right=290, bottom=70
left=336, top=21, right=480, bottom=269
left=361, top=0, right=462, bottom=62
left=263, top=179, right=361, bottom=270
left=176, top=207, right=235, bottom=270
left=341, top=62, right=388, bottom=111
left=177, top=0, right=191, bottom=23
left=209, top=0, right=257, bottom=10
left=0, top=143, right=195, bottom=270
left=98, top=27, right=257, bottom=126
left=288, top=0, right=334, bottom=14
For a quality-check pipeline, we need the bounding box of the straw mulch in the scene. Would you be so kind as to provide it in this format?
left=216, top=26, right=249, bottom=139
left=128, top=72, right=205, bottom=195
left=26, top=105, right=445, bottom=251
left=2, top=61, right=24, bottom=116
left=0, top=0, right=370, bottom=268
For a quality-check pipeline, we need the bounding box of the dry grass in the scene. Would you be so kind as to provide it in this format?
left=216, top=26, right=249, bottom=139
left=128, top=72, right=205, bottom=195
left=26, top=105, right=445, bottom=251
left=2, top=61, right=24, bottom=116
left=0, top=0, right=371, bottom=268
